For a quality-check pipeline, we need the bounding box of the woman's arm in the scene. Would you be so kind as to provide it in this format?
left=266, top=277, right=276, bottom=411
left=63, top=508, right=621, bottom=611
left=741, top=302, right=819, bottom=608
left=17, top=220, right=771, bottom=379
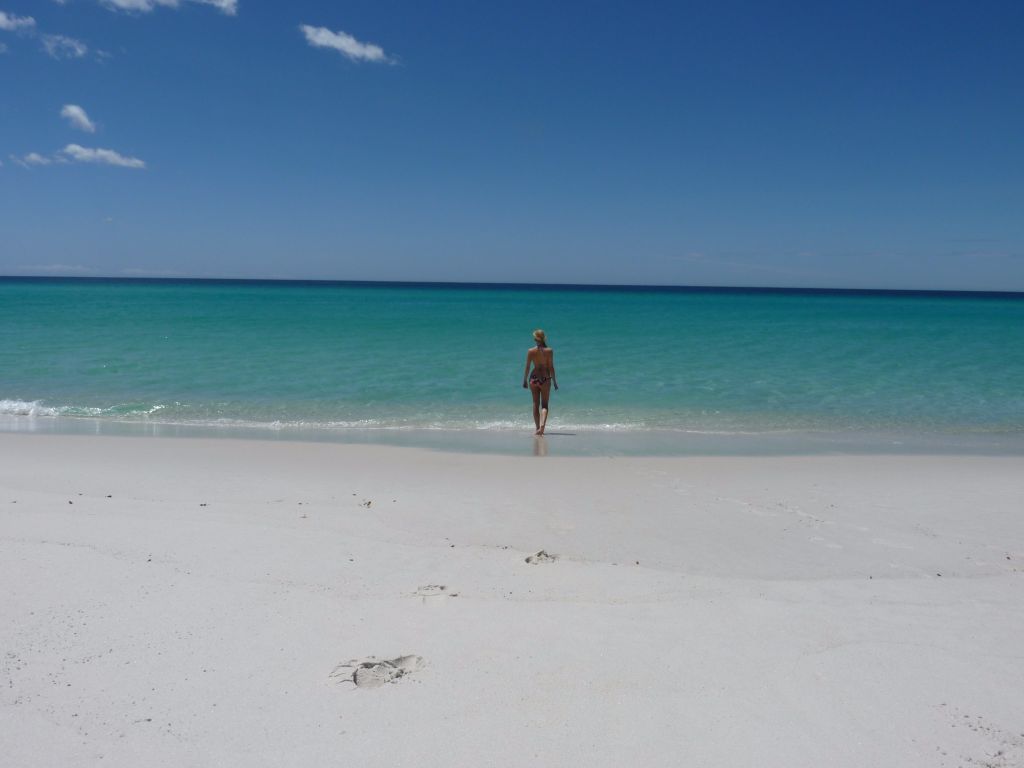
left=523, top=352, right=531, bottom=388
left=550, top=350, right=558, bottom=390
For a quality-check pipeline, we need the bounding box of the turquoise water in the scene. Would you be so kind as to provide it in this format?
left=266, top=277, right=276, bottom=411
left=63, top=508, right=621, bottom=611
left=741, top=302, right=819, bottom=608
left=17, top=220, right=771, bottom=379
left=2, top=278, right=1023, bottom=452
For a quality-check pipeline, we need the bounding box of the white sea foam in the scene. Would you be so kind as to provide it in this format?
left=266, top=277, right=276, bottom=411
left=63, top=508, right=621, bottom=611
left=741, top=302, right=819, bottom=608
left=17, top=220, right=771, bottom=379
left=0, top=399, right=63, bottom=417
left=0, top=399, right=163, bottom=419
left=3, top=398, right=1012, bottom=444
left=0, top=401, right=783, bottom=434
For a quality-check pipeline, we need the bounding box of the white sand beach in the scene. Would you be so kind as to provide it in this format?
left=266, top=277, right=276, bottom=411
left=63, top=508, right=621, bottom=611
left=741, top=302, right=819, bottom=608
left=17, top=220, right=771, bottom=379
left=2, top=432, right=1022, bottom=767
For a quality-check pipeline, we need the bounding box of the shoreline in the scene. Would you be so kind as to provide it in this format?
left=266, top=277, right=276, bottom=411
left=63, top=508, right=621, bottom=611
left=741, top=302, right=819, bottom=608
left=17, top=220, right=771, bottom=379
left=4, top=414, right=1024, bottom=457
left=3, top=433, right=1023, bottom=766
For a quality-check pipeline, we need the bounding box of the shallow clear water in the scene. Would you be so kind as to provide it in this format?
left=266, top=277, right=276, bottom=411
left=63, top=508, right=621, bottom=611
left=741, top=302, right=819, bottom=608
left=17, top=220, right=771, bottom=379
left=2, top=278, right=1023, bottom=452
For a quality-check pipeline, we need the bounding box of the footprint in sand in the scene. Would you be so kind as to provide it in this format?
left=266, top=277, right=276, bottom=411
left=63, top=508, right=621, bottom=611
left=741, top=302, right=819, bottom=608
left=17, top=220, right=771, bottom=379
left=330, top=655, right=423, bottom=688
left=414, top=584, right=459, bottom=600
left=525, top=550, right=558, bottom=564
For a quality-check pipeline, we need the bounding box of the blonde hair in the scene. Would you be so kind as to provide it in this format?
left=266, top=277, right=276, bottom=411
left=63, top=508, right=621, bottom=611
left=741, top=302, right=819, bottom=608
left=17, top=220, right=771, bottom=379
left=533, top=329, right=547, bottom=345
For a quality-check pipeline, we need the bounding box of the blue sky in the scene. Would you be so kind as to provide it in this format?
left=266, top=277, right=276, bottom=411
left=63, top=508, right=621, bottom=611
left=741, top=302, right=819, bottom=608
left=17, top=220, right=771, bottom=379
left=1, top=0, right=1022, bottom=289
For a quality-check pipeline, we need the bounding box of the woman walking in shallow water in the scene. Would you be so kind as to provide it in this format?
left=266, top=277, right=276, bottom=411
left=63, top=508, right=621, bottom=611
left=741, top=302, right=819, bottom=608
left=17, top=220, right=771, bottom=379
left=523, top=329, right=558, bottom=435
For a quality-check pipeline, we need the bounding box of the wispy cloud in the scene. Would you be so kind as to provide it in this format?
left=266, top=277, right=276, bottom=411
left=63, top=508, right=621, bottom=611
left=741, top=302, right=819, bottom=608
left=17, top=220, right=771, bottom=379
left=24, top=152, right=52, bottom=165
left=42, top=33, right=88, bottom=59
left=9, top=152, right=54, bottom=167
left=62, top=143, right=146, bottom=168
left=198, top=0, right=236, bottom=13
left=61, top=104, right=97, bottom=133
left=18, top=263, right=94, bottom=274
left=2, top=11, right=94, bottom=61
left=100, top=0, right=237, bottom=15
left=121, top=267, right=184, bottom=277
left=0, top=10, right=36, bottom=31
left=300, top=24, right=391, bottom=63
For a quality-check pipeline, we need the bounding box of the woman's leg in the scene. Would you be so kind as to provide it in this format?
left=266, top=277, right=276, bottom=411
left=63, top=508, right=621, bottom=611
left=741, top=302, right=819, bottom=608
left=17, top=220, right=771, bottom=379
left=537, top=381, right=552, bottom=435
left=530, top=383, right=541, bottom=431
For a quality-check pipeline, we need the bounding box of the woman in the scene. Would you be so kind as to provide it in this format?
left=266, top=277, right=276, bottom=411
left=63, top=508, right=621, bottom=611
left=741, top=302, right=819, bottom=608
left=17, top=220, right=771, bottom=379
left=522, top=329, right=558, bottom=435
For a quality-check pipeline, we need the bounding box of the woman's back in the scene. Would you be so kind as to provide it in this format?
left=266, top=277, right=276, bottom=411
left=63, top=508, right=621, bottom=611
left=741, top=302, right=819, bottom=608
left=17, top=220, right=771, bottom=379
left=529, top=346, right=553, bottom=374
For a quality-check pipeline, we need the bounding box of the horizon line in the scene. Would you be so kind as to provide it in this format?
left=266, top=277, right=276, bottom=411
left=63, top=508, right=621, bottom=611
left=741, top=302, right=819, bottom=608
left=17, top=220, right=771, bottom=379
left=2, top=274, right=1023, bottom=298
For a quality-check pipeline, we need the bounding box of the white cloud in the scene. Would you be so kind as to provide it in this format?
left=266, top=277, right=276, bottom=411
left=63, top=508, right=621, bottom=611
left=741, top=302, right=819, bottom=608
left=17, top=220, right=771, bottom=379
left=100, top=0, right=237, bottom=15
left=42, top=34, right=88, bottom=59
left=102, top=0, right=167, bottom=9
left=61, top=104, right=97, bottom=133
left=0, top=42, right=8, bottom=54
left=0, top=11, right=36, bottom=31
left=24, top=152, right=51, bottom=165
left=19, top=263, right=94, bottom=274
left=9, top=152, right=53, bottom=167
left=197, top=0, right=236, bottom=13
left=61, top=143, right=146, bottom=169
left=300, top=24, right=390, bottom=63
left=121, top=267, right=184, bottom=277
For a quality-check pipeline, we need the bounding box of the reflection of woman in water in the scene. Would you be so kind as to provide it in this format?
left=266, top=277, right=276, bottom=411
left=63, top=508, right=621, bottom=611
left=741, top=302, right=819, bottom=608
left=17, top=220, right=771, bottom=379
left=522, top=329, right=558, bottom=435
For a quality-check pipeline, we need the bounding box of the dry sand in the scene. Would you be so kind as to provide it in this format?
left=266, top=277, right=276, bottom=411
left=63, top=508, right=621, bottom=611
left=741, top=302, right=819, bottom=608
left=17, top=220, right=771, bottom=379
left=2, top=433, right=1023, bottom=767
